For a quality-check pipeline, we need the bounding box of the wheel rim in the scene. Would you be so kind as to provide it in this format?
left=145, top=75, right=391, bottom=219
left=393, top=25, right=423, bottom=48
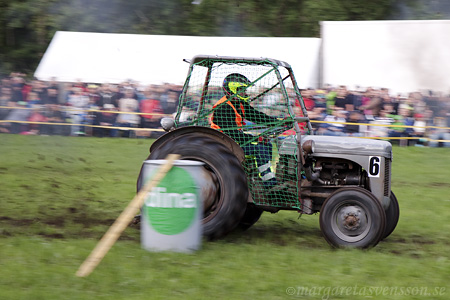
left=175, top=156, right=223, bottom=223
left=331, top=201, right=371, bottom=243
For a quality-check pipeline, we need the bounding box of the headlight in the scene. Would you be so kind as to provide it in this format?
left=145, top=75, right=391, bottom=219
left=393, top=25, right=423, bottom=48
left=161, top=117, right=175, bottom=132
left=302, top=140, right=315, bottom=154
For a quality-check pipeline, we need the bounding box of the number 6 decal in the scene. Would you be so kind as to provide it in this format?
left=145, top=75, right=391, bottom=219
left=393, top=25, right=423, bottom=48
left=368, top=156, right=381, bottom=177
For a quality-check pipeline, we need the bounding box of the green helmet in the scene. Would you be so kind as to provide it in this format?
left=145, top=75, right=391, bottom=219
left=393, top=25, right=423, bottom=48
left=223, top=73, right=251, bottom=101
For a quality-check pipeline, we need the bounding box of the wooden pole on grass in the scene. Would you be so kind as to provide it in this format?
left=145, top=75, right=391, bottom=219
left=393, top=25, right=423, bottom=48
left=76, top=154, right=180, bottom=277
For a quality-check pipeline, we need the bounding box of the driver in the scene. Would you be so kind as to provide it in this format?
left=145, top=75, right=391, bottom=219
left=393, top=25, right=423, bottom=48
left=210, top=73, right=281, bottom=186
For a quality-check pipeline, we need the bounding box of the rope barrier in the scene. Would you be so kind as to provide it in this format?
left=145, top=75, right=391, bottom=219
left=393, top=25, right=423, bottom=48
left=306, top=120, right=450, bottom=143
left=1, top=105, right=449, bottom=143
left=0, top=105, right=171, bottom=117
left=309, top=119, right=450, bottom=130
left=0, top=119, right=164, bottom=132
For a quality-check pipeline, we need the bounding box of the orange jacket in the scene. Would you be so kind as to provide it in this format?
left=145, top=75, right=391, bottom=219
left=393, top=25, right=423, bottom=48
left=210, top=96, right=245, bottom=130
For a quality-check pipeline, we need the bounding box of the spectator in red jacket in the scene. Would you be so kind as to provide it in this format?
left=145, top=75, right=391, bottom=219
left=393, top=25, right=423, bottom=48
left=140, top=85, right=164, bottom=129
left=299, top=89, right=316, bottom=111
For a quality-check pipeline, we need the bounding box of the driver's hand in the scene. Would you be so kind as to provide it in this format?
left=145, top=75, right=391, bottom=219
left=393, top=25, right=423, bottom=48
left=258, top=136, right=270, bottom=144
left=278, top=116, right=293, bottom=129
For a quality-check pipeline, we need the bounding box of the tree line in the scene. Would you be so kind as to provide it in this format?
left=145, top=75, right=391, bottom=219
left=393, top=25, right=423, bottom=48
left=0, top=0, right=435, bottom=78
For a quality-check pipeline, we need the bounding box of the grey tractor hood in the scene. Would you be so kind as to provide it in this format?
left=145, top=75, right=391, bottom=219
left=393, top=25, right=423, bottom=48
left=279, top=135, right=392, bottom=159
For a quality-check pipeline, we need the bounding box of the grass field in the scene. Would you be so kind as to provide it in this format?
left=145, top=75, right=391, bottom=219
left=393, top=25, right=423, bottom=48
left=0, top=135, right=449, bottom=300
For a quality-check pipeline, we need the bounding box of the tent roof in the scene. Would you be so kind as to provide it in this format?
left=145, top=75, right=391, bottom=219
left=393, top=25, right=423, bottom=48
left=35, top=31, right=321, bottom=88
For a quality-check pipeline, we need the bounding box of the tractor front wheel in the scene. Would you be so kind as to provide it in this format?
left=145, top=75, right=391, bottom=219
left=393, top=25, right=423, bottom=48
left=319, top=187, right=386, bottom=248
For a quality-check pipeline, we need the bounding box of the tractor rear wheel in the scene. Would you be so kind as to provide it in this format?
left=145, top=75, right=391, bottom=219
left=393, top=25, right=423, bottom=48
left=239, top=203, right=263, bottom=230
left=319, top=187, right=386, bottom=248
left=381, top=191, right=400, bottom=240
left=145, top=134, right=248, bottom=239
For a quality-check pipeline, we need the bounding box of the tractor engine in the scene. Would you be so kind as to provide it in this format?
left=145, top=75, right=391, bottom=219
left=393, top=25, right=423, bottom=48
left=306, top=158, right=367, bottom=187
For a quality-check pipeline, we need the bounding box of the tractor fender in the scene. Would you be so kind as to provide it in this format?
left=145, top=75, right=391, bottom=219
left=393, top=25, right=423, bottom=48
left=150, top=126, right=245, bottom=162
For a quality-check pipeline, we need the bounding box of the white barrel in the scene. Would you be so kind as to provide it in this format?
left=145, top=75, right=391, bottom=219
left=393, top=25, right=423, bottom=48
left=139, top=159, right=206, bottom=253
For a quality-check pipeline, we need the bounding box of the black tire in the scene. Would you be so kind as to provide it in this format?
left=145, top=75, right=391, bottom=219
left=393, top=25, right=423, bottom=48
left=144, top=134, right=248, bottom=240
left=239, top=203, right=263, bottom=230
left=319, top=187, right=386, bottom=248
left=381, top=191, right=400, bottom=240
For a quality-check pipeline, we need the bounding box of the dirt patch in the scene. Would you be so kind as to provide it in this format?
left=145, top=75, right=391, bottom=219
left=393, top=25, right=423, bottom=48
left=382, top=234, right=439, bottom=258
left=389, top=249, right=403, bottom=255
left=2, top=218, right=36, bottom=226
left=0, top=214, right=137, bottom=240
left=44, top=217, right=66, bottom=227
left=19, top=184, right=32, bottom=190
left=411, top=237, right=436, bottom=245
left=0, top=217, right=36, bottom=237
left=71, top=215, right=116, bottom=227
left=427, top=182, right=450, bottom=188
left=0, top=214, right=112, bottom=229
left=387, top=237, right=407, bottom=244
left=385, top=235, right=435, bottom=245
left=224, top=221, right=323, bottom=248
left=39, top=232, right=65, bottom=239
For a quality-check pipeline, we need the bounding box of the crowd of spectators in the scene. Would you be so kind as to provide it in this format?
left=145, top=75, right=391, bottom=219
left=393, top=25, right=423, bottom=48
left=0, top=73, right=181, bottom=138
left=1, top=73, right=449, bottom=147
left=294, top=85, right=450, bottom=147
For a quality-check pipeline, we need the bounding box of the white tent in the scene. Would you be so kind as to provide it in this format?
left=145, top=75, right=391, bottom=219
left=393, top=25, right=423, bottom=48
left=34, top=31, right=321, bottom=89
left=321, top=20, right=450, bottom=94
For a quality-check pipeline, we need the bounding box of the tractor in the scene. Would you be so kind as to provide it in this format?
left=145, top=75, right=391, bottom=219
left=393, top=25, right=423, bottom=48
left=137, top=55, right=399, bottom=248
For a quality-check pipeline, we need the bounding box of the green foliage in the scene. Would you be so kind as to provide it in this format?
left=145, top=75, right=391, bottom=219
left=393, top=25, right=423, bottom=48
left=0, top=0, right=439, bottom=77
left=301, top=0, right=394, bottom=36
